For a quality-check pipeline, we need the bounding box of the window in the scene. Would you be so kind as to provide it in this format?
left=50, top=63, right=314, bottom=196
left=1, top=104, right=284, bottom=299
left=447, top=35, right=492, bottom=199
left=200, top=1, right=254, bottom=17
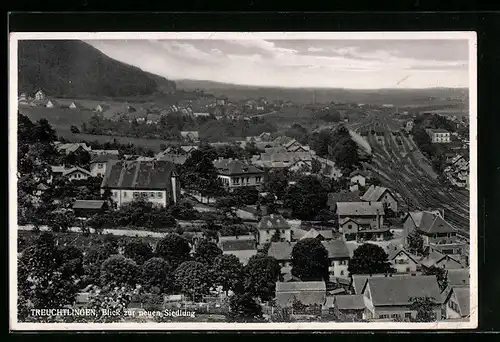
left=98, top=163, right=104, bottom=169
left=340, top=270, right=344, bottom=276
left=406, top=267, right=411, bottom=272
left=256, top=176, right=262, bottom=183
left=113, top=191, right=118, bottom=198
left=405, top=313, right=412, bottom=319
left=233, top=177, right=240, bottom=184
left=123, top=192, right=127, bottom=198
left=348, top=224, right=352, bottom=229
left=157, top=192, right=163, bottom=198
left=379, top=314, right=389, bottom=319
left=391, top=314, right=400, bottom=319
left=149, top=192, right=154, bottom=198
left=281, top=230, right=285, bottom=234
left=246, top=177, right=250, bottom=183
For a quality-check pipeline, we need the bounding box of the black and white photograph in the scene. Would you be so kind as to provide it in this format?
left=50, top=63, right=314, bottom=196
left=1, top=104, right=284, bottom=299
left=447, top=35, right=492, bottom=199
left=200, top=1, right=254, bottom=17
left=9, top=32, right=477, bottom=330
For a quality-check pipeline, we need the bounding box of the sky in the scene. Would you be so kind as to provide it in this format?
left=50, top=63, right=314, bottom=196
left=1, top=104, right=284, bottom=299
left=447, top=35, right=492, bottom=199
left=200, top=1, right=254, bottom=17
left=87, top=39, right=470, bottom=89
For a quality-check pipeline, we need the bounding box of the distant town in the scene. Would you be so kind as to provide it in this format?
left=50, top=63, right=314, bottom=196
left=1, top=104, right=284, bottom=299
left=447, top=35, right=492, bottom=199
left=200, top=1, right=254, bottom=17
left=17, top=85, right=470, bottom=324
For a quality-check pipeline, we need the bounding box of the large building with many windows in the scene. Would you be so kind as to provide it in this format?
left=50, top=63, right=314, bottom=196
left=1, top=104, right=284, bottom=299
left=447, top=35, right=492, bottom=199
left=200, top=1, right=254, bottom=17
left=100, top=160, right=180, bottom=208
left=213, top=158, right=264, bottom=191
left=426, top=128, right=451, bottom=143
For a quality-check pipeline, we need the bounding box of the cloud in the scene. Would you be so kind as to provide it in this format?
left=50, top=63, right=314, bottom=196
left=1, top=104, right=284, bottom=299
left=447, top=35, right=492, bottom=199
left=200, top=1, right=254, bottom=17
left=86, top=39, right=470, bottom=89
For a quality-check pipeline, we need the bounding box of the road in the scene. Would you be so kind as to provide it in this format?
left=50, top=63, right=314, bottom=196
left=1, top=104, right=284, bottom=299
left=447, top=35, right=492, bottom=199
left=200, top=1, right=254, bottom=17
left=348, top=110, right=470, bottom=239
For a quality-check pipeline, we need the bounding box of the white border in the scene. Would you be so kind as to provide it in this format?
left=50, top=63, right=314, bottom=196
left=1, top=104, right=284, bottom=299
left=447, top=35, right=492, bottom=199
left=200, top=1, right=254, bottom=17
left=9, top=31, right=478, bottom=331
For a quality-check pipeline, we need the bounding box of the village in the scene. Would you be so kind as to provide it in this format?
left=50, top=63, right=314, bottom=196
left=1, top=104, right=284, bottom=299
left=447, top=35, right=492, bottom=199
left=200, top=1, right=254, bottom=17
left=17, top=87, right=471, bottom=324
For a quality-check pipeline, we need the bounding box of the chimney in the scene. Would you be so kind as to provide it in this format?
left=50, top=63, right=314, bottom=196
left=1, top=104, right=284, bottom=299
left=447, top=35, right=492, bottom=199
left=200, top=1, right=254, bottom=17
left=369, top=201, right=371, bottom=205
left=376, top=210, right=380, bottom=230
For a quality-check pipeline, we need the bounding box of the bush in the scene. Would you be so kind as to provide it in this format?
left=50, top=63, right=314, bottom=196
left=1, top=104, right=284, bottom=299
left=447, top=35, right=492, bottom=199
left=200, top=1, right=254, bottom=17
left=100, top=255, right=140, bottom=288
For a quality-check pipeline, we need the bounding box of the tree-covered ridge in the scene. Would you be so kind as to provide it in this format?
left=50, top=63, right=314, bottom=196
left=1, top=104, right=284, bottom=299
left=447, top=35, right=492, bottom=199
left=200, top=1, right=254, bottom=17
left=18, top=40, right=176, bottom=98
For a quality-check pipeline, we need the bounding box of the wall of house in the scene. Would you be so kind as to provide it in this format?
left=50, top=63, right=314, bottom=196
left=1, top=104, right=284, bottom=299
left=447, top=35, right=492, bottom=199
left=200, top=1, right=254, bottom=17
left=338, top=215, right=383, bottom=230
left=67, top=171, right=90, bottom=181
left=90, top=163, right=106, bottom=177
left=446, top=293, right=462, bottom=319
left=258, top=228, right=292, bottom=244
left=223, top=250, right=257, bottom=266
left=351, top=175, right=366, bottom=186
left=110, top=189, right=168, bottom=208
left=381, top=193, right=398, bottom=213
left=402, top=216, right=417, bottom=245
left=372, top=305, right=442, bottom=321
left=329, top=259, right=350, bottom=278
left=218, top=174, right=264, bottom=190
left=391, top=255, right=418, bottom=273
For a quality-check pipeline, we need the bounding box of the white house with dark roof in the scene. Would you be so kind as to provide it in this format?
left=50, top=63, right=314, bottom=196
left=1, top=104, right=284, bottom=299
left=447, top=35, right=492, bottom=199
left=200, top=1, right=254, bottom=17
left=180, top=131, right=200, bottom=143
left=213, top=158, right=264, bottom=192
left=361, top=185, right=398, bottom=213
left=336, top=202, right=388, bottom=242
left=275, top=281, right=327, bottom=309
left=444, top=287, right=470, bottom=319
left=419, top=250, right=465, bottom=270
left=56, top=142, right=92, bottom=155
left=426, top=128, right=451, bottom=143
left=323, top=294, right=367, bottom=320
left=100, top=160, right=180, bottom=208
left=257, top=214, right=291, bottom=244
left=50, top=165, right=92, bottom=182
left=402, top=210, right=464, bottom=255
left=362, top=274, right=444, bottom=321
left=72, top=200, right=108, bottom=218
left=35, top=89, right=46, bottom=100
left=387, top=247, right=419, bottom=274
left=90, top=154, right=119, bottom=177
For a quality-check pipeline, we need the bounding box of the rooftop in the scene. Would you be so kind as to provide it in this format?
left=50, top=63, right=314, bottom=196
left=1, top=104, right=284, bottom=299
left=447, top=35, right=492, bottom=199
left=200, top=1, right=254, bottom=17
left=72, top=200, right=106, bottom=210
left=213, top=158, right=264, bottom=176
left=257, top=214, right=290, bottom=230
left=101, top=160, right=177, bottom=190
left=452, top=287, right=470, bottom=317
left=366, top=275, right=443, bottom=306
left=336, top=201, right=384, bottom=216
left=221, top=239, right=257, bottom=252
left=327, top=191, right=361, bottom=208
left=334, top=295, right=366, bottom=310
left=408, top=211, right=457, bottom=235
left=361, top=185, right=395, bottom=202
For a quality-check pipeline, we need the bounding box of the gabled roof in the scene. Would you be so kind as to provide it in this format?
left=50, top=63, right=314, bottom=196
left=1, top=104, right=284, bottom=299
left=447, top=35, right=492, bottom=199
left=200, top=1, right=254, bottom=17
left=365, top=275, right=443, bottom=306
left=446, top=268, right=470, bottom=288
left=327, top=191, right=361, bottom=208
left=62, top=167, right=92, bottom=177
left=101, top=160, right=177, bottom=190
left=257, top=214, right=290, bottom=230
left=156, top=153, right=188, bottom=165
left=301, top=228, right=334, bottom=240
left=419, top=250, right=463, bottom=269
left=336, top=202, right=384, bottom=216
left=221, top=239, right=256, bottom=251
left=181, top=131, right=200, bottom=138
left=361, top=185, right=396, bottom=202
left=72, top=200, right=106, bottom=210
left=387, top=247, right=419, bottom=263
left=276, top=281, right=326, bottom=292
left=349, top=170, right=371, bottom=178
left=267, top=242, right=294, bottom=261
left=322, top=240, right=350, bottom=259
left=351, top=275, right=369, bottom=295
left=214, top=158, right=263, bottom=176
left=56, top=143, right=91, bottom=155
left=418, top=213, right=456, bottom=234
left=334, top=295, right=366, bottom=310
left=92, top=149, right=119, bottom=156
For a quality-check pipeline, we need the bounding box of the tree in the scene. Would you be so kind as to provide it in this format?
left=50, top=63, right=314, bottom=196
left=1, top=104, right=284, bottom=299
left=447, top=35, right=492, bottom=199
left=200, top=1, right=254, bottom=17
left=407, top=230, right=425, bottom=256
left=232, top=187, right=259, bottom=206
left=264, top=169, right=289, bottom=199
left=270, top=229, right=281, bottom=243
left=140, top=257, right=174, bottom=294
left=243, top=254, right=281, bottom=302
left=87, top=285, right=141, bottom=323
left=211, top=254, right=244, bottom=295
left=123, top=240, right=154, bottom=265
left=174, top=261, right=212, bottom=302
left=70, top=125, right=80, bottom=134
left=283, top=175, right=328, bottom=220
left=18, top=233, right=79, bottom=321
left=155, top=234, right=191, bottom=270
left=409, top=297, right=437, bottom=322
left=348, top=243, right=395, bottom=275
left=423, top=266, right=449, bottom=292
left=311, top=158, right=322, bottom=174
left=47, top=211, right=76, bottom=233
left=193, top=239, right=222, bottom=266
left=227, top=293, right=264, bottom=322
left=291, top=238, right=329, bottom=281
left=100, top=255, right=140, bottom=288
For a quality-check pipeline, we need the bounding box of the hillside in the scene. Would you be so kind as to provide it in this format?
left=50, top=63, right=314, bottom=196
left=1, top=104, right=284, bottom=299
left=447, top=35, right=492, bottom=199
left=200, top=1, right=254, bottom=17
left=18, top=40, right=176, bottom=98
left=175, top=79, right=468, bottom=107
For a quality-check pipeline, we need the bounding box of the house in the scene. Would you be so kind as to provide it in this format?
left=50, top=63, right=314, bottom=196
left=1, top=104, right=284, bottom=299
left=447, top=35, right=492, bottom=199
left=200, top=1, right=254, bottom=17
left=72, top=200, right=108, bottom=218
left=91, top=149, right=119, bottom=157
left=216, top=96, right=228, bottom=106
left=405, top=120, right=414, bottom=133
left=446, top=268, right=470, bottom=288
left=95, top=104, right=111, bottom=112
left=251, top=147, right=313, bottom=171
left=46, top=99, right=59, bottom=108
left=69, top=101, right=84, bottom=110
left=90, top=154, right=119, bottom=177
left=267, top=240, right=350, bottom=278
left=322, top=240, right=351, bottom=278
left=156, top=153, right=188, bottom=166
left=180, top=131, right=200, bottom=143
left=349, top=170, right=371, bottom=187
left=193, top=112, right=210, bottom=118
left=387, top=247, right=419, bottom=273
left=213, top=158, right=264, bottom=192
left=300, top=228, right=334, bottom=241
left=327, top=191, right=361, bottom=212
left=257, top=214, right=291, bottom=244
left=34, top=89, right=46, bottom=100
left=419, top=250, right=465, bottom=270
left=275, top=281, right=327, bottom=309
left=146, top=113, right=161, bottom=124
left=402, top=211, right=463, bottom=255
left=323, top=295, right=367, bottom=320
left=361, top=185, right=398, bottom=213
left=336, top=202, right=387, bottom=242
left=50, top=165, right=92, bottom=182
left=220, top=239, right=258, bottom=265
left=56, top=142, right=92, bottom=155
left=426, top=129, right=451, bottom=143
left=259, top=132, right=272, bottom=141
left=444, top=287, right=470, bottom=319
left=18, top=92, right=28, bottom=103
left=100, top=160, right=180, bottom=208
left=362, top=274, right=444, bottom=321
